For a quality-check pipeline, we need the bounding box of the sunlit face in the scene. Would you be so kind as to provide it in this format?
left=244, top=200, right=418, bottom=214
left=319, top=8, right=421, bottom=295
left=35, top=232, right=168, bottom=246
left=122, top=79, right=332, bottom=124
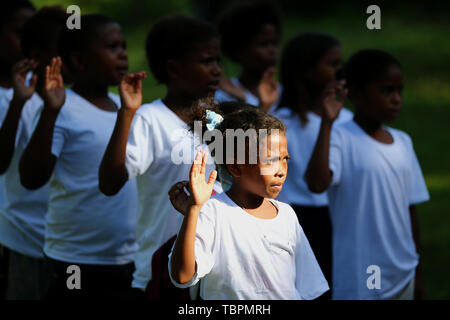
left=309, top=45, right=343, bottom=89
left=232, top=132, right=289, bottom=199
left=357, top=64, right=403, bottom=123
left=238, top=23, right=280, bottom=74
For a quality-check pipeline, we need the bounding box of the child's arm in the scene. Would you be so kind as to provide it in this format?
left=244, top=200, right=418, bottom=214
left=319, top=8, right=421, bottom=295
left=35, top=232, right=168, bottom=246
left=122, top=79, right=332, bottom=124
left=305, top=80, right=347, bottom=193
left=19, top=57, right=65, bottom=190
left=98, top=72, right=146, bottom=196
left=170, top=150, right=217, bottom=284
left=0, top=59, right=38, bottom=174
left=410, top=205, right=425, bottom=300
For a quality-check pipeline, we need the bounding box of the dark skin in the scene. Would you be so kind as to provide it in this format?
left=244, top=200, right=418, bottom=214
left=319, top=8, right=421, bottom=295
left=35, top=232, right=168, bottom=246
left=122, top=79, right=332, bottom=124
left=0, top=39, right=71, bottom=174
left=298, top=45, right=343, bottom=116
left=98, top=37, right=222, bottom=196
left=219, top=23, right=280, bottom=111
left=169, top=133, right=290, bottom=283
left=305, top=65, right=425, bottom=299
left=0, top=7, right=34, bottom=88
left=19, top=22, right=129, bottom=190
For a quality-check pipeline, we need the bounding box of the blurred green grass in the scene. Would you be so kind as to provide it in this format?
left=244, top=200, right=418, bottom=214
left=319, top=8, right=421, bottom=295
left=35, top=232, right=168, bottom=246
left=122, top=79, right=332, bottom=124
left=32, top=0, right=450, bottom=299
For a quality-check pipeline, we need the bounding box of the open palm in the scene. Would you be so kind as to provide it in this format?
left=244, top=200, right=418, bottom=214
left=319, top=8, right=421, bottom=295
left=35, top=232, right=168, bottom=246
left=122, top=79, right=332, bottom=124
left=43, top=57, right=65, bottom=111
left=189, top=150, right=217, bottom=207
left=119, top=71, right=146, bottom=111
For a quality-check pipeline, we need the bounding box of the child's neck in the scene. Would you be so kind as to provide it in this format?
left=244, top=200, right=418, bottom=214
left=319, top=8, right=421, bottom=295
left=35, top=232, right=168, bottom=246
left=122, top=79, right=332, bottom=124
left=298, top=85, right=323, bottom=116
left=72, top=81, right=118, bottom=112
left=226, top=184, right=277, bottom=219
left=238, top=68, right=265, bottom=97
left=162, top=89, right=197, bottom=124
left=354, top=110, right=393, bottom=144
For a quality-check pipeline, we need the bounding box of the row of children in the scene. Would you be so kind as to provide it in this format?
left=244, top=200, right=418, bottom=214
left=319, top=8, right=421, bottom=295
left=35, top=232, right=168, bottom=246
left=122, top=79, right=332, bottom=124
left=0, top=1, right=429, bottom=300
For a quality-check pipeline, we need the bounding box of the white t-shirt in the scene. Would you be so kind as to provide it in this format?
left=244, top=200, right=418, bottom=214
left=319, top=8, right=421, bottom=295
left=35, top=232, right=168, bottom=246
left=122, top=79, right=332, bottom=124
left=0, top=86, right=48, bottom=258
left=273, top=107, right=353, bottom=207
left=45, top=88, right=138, bottom=265
left=215, top=77, right=282, bottom=113
left=328, top=120, right=430, bottom=299
left=125, top=99, right=215, bottom=289
left=168, top=192, right=329, bottom=300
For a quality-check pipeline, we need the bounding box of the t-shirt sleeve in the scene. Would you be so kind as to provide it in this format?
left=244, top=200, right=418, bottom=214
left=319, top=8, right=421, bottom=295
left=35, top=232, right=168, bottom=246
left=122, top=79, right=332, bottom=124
left=405, top=134, right=430, bottom=205
left=168, top=202, right=217, bottom=288
left=329, top=128, right=344, bottom=186
left=294, top=220, right=329, bottom=299
left=124, top=113, right=154, bottom=180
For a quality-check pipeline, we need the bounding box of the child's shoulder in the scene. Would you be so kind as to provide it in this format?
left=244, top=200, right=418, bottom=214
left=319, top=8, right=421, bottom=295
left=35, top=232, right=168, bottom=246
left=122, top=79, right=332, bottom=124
left=134, top=98, right=173, bottom=122
left=386, top=126, right=413, bottom=146
left=270, top=199, right=298, bottom=223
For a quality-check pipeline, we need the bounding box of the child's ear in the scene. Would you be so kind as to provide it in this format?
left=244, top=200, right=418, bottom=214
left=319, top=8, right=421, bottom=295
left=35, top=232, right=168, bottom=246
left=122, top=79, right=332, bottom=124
left=166, top=59, right=181, bottom=80
left=226, top=163, right=241, bottom=178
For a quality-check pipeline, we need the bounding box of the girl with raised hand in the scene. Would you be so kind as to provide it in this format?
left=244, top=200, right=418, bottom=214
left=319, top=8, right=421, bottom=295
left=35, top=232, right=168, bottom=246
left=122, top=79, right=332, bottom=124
left=168, top=102, right=329, bottom=300
left=305, top=49, right=429, bottom=299
left=19, top=14, right=139, bottom=298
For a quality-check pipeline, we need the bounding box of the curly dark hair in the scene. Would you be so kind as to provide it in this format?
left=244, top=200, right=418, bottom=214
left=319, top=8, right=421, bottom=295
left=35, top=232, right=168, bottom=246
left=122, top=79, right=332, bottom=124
left=145, top=15, right=218, bottom=84
left=190, top=98, right=285, bottom=173
left=216, top=0, right=281, bottom=62
left=344, top=49, right=401, bottom=93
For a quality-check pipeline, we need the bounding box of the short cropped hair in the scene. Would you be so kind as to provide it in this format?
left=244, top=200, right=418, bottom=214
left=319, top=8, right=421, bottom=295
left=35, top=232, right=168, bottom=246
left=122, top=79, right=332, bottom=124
left=58, top=14, right=117, bottom=70
left=21, top=6, right=68, bottom=58
left=145, top=14, right=218, bottom=84
left=344, top=49, right=401, bottom=91
left=0, top=1, right=35, bottom=28
left=217, top=0, right=281, bottom=62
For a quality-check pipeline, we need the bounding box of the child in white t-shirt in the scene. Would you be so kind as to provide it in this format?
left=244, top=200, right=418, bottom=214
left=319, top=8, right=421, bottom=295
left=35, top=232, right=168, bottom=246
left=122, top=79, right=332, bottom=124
left=273, top=33, right=353, bottom=299
left=305, top=49, right=429, bottom=299
left=214, top=1, right=282, bottom=113
left=168, top=102, right=329, bottom=300
left=99, top=15, right=221, bottom=297
left=19, top=14, right=138, bottom=298
left=0, top=6, right=69, bottom=300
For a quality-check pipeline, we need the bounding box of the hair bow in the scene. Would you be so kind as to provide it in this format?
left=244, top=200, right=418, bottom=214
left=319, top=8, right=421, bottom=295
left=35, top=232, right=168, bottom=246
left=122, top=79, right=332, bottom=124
left=205, top=110, right=224, bottom=131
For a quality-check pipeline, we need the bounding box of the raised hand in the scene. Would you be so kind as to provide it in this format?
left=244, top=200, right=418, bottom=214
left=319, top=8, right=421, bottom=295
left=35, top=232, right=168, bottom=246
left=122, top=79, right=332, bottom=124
left=219, top=76, right=246, bottom=102
left=43, top=57, right=65, bottom=112
left=258, top=67, right=279, bottom=112
left=189, top=150, right=217, bottom=207
left=320, top=80, right=348, bottom=122
left=119, top=71, right=146, bottom=111
left=12, top=59, right=38, bottom=103
left=168, top=181, right=191, bottom=216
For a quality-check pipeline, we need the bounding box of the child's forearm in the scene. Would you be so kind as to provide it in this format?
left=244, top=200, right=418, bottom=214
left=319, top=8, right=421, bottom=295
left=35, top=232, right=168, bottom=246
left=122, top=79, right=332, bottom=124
left=305, top=118, right=333, bottom=193
left=99, top=108, right=135, bottom=195
left=0, top=97, right=26, bottom=174
left=19, top=106, right=59, bottom=190
left=171, top=204, right=202, bottom=284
